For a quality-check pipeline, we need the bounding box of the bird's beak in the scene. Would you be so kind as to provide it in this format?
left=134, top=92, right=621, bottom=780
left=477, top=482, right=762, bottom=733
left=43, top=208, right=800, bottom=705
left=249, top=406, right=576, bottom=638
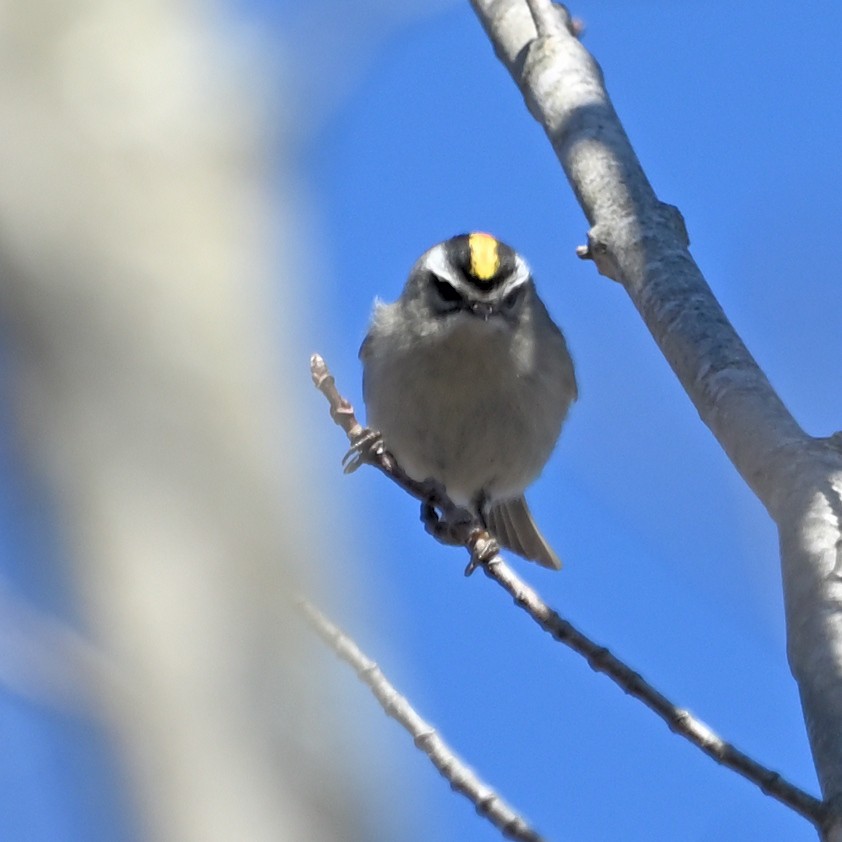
left=470, top=301, right=495, bottom=321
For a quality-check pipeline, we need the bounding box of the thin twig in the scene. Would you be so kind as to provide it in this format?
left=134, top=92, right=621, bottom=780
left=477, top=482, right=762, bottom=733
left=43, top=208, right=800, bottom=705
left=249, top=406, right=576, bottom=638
left=482, top=559, right=826, bottom=825
left=298, top=597, right=547, bottom=842
left=310, top=353, right=498, bottom=572
left=310, top=352, right=826, bottom=828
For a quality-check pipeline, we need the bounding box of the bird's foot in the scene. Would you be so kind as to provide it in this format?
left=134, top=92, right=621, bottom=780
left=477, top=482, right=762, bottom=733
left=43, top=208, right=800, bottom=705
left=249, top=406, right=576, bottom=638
left=420, top=482, right=473, bottom=546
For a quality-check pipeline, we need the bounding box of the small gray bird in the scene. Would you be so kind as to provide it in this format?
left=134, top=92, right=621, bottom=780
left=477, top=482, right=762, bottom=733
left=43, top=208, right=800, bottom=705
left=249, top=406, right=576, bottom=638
left=360, top=232, right=576, bottom=569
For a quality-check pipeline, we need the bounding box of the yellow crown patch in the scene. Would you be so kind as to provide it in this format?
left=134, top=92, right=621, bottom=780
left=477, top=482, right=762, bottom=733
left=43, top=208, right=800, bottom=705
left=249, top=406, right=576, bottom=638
left=468, top=232, right=500, bottom=281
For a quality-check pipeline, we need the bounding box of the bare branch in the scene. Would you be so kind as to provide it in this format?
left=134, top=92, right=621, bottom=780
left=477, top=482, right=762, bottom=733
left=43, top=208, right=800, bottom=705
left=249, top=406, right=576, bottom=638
left=311, top=353, right=499, bottom=572
left=298, top=597, right=547, bottom=842
left=311, top=353, right=825, bottom=826
left=469, top=0, right=807, bottom=505
left=468, top=3, right=842, bottom=835
left=482, top=560, right=826, bottom=826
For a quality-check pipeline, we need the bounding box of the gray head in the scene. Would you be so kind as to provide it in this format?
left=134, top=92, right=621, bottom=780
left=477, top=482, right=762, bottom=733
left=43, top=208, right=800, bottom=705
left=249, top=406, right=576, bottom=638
left=401, top=232, right=536, bottom=328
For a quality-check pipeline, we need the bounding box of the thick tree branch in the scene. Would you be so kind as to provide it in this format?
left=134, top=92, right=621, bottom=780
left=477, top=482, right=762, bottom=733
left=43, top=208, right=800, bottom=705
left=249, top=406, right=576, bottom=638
left=310, top=353, right=824, bottom=827
left=470, top=0, right=805, bottom=508
left=468, top=3, right=842, bottom=837
left=298, top=598, right=546, bottom=842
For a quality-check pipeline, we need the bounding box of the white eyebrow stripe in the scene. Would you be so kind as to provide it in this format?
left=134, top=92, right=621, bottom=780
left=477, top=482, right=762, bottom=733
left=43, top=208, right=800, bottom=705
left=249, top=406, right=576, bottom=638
left=424, top=243, right=531, bottom=301
left=425, top=244, right=458, bottom=283
left=513, top=254, right=532, bottom=285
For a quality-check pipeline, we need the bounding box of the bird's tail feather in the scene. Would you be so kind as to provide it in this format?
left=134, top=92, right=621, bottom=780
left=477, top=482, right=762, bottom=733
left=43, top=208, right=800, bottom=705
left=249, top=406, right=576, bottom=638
left=484, top=496, right=561, bottom=570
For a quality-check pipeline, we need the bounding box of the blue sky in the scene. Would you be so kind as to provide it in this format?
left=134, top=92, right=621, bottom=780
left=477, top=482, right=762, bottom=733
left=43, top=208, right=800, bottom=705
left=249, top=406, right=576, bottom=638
left=294, top=3, right=841, bottom=840
left=2, top=2, right=842, bottom=840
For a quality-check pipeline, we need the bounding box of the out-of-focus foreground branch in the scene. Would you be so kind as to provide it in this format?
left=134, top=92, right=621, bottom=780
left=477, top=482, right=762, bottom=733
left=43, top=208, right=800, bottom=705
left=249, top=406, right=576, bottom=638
left=298, top=597, right=546, bottom=842
left=0, top=3, right=371, bottom=840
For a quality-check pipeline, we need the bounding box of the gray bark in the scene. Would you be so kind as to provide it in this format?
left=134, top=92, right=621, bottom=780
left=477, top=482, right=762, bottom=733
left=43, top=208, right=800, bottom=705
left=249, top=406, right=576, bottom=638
left=470, top=1, right=842, bottom=836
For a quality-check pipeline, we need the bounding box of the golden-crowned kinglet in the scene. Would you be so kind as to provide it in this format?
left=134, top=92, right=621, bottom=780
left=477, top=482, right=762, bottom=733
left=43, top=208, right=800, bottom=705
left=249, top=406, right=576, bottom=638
left=360, top=232, right=576, bottom=569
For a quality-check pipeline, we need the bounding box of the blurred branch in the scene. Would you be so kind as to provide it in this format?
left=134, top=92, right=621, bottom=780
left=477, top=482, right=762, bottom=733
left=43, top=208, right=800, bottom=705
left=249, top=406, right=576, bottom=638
left=0, top=3, right=370, bottom=839
left=298, top=597, right=546, bottom=842
left=0, top=579, right=114, bottom=709
left=311, top=353, right=826, bottom=827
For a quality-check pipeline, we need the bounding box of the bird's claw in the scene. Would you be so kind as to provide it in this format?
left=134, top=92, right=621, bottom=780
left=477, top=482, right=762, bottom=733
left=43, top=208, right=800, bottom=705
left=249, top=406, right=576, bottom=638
left=342, top=428, right=385, bottom=474
left=464, top=529, right=501, bottom=577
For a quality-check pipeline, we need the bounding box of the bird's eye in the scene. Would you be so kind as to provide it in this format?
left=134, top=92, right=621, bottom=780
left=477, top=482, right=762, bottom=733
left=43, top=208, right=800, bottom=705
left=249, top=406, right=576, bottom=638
left=502, top=285, right=523, bottom=310
left=432, top=277, right=464, bottom=306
